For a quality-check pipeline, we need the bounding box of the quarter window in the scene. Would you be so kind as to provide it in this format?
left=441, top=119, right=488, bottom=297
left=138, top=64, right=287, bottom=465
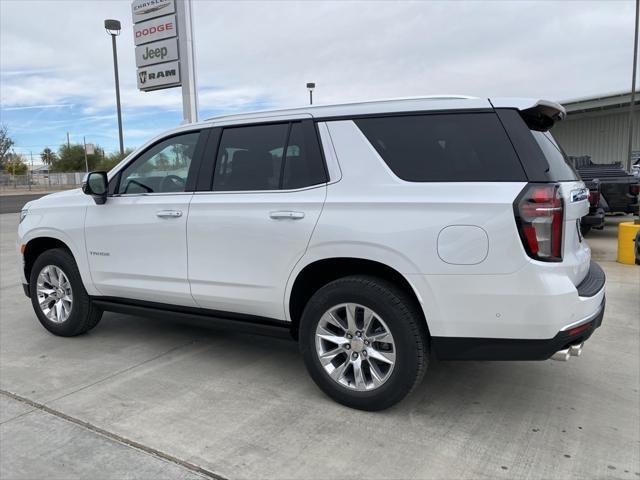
left=355, top=113, right=526, bottom=182
left=117, top=132, right=200, bottom=194
left=212, top=121, right=326, bottom=191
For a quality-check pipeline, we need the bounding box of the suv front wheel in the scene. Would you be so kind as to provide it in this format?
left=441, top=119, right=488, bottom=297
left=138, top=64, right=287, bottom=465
left=29, top=248, right=103, bottom=337
left=299, top=275, right=428, bottom=411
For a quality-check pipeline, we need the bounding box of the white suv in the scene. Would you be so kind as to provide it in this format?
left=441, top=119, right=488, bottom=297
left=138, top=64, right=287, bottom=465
left=18, top=96, right=606, bottom=410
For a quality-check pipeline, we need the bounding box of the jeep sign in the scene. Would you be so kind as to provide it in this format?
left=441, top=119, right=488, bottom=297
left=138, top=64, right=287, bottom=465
left=131, top=0, right=175, bottom=24
left=133, top=15, right=177, bottom=46
left=135, top=37, right=179, bottom=67
left=137, top=60, right=181, bottom=91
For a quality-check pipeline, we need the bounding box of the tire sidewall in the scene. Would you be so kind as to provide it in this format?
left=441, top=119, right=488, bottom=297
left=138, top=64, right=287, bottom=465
left=30, top=249, right=89, bottom=336
left=299, top=277, right=426, bottom=410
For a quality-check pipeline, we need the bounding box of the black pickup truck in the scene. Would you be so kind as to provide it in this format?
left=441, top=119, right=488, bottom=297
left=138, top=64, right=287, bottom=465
left=568, top=156, right=640, bottom=234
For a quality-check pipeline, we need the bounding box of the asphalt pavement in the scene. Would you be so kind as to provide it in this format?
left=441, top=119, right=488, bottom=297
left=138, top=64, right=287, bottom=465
left=0, top=193, right=50, bottom=214
left=0, top=212, right=638, bottom=480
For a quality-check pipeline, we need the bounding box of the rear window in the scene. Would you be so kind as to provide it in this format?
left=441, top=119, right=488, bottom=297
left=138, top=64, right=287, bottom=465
left=355, top=113, right=526, bottom=182
left=531, top=131, right=579, bottom=181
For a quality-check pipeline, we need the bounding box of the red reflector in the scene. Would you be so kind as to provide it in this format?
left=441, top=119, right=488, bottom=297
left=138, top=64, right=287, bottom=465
left=523, top=226, right=539, bottom=254
left=568, top=322, right=592, bottom=337
left=630, top=184, right=640, bottom=196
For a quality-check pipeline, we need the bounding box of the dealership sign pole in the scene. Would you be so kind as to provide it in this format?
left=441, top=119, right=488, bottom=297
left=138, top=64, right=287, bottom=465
left=131, top=0, right=199, bottom=123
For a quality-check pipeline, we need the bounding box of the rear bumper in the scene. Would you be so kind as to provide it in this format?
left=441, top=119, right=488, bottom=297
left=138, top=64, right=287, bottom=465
left=581, top=208, right=605, bottom=227
left=431, top=297, right=605, bottom=360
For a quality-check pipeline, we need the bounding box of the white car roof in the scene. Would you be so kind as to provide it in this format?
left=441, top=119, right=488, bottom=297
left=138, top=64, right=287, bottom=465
left=196, top=96, right=565, bottom=126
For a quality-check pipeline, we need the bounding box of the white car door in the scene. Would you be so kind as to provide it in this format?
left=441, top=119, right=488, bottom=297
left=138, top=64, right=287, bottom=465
left=187, top=120, right=327, bottom=320
left=85, top=131, right=204, bottom=306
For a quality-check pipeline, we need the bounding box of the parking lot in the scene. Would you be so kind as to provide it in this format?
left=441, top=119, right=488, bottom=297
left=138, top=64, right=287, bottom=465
left=0, top=211, right=638, bottom=480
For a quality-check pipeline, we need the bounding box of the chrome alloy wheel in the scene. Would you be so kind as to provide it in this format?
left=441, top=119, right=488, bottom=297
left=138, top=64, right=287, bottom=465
left=315, top=303, right=396, bottom=391
left=36, top=265, right=73, bottom=324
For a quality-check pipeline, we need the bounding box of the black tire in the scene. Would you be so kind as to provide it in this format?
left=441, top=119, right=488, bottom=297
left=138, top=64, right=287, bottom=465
left=299, top=275, right=428, bottom=411
left=581, top=224, right=592, bottom=236
left=29, top=248, right=102, bottom=337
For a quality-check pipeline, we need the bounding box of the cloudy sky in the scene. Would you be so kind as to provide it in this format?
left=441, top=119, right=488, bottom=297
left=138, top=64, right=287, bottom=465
left=0, top=0, right=635, bottom=158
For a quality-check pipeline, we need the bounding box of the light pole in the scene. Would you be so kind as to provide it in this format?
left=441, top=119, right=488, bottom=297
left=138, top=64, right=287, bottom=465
left=627, top=0, right=639, bottom=172
left=306, top=82, right=316, bottom=105
left=105, top=19, right=124, bottom=156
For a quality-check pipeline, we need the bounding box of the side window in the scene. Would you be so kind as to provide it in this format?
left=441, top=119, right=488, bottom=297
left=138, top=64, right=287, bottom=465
left=355, top=113, right=526, bottom=182
left=117, top=132, right=200, bottom=194
left=213, top=124, right=287, bottom=191
left=282, top=122, right=327, bottom=189
left=212, top=122, right=327, bottom=191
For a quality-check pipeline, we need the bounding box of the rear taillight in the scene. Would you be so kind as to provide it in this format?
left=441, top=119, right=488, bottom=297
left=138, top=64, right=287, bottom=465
left=588, top=190, right=600, bottom=206
left=514, top=183, right=564, bottom=262
left=630, top=184, right=640, bottom=196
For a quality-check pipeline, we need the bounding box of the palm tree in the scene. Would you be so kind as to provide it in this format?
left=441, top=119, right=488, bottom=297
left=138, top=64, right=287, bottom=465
left=40, top=148, right=57, bottom=166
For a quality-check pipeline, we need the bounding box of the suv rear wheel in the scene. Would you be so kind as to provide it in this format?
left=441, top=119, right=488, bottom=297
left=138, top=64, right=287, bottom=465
left=29, top=248, right=102, bottom=337
left=299, top=275, right=428, bottom=411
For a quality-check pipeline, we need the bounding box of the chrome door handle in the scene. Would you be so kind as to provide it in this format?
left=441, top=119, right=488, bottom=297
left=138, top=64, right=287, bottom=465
left=156, top=210, right=183, bottom=218
left=269, top=211, right=305, bottom=220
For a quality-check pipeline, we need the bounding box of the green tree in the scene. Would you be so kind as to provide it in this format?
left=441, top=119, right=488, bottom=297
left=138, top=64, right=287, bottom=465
left=96, top=148, right=135, bottom=171
left=4, top=153, right=28, bottom=175
left=51, top=143, right=104, bottom=172
left=0, top=125, right=15, bottom=171
left=40, top=147, right=57, bottom=166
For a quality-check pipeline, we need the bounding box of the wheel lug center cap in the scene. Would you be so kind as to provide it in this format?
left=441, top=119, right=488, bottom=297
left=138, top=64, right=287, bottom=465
left=350, top=337, right=365, bottom=353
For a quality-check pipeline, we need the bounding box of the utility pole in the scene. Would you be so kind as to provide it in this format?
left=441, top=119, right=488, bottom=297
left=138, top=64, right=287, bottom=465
left=29, top=151, right=33, bottom=191
left=67, top=132, right=70, bottom=149
left=627, top=0, right=639, bottom=172
left=83, top=137, right=89, bottom=173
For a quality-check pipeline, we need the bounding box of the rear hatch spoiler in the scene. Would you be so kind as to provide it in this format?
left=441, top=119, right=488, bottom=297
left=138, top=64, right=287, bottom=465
left=490, top=98, right=566, bottom=132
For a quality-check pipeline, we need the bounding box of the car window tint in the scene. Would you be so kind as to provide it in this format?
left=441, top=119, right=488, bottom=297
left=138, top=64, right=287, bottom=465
left=282, top=122, right=327, bottom=189
left=355, top=113, right=526, bottom=182
left=117, top=132, right=199, bottom=194
left=532, top=131, right=579, bottom=181
left=212, top=122, right=326, bottom=191
left=213, top=124, right=288, bottom=191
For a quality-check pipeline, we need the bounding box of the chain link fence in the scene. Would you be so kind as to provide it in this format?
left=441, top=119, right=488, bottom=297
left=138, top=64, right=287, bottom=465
left=0, top=172, right=86, bottom=193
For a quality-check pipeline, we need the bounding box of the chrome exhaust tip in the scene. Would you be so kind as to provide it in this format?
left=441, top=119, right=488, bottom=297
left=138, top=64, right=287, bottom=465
left=569, top=343, right=583, bottom=357
left=551, top=348, right=571, bottom=361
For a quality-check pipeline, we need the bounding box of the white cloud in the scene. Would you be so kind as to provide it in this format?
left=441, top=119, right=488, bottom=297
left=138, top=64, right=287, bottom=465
left=0, top=0, right=634, bottom=152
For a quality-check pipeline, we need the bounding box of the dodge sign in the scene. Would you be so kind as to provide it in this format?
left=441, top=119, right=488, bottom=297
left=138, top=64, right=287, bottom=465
left=133, top=15, right=177, bottom=46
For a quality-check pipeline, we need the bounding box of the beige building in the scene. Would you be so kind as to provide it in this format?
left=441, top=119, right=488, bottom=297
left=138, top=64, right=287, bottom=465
left=552, top=91, right=639, bottom=166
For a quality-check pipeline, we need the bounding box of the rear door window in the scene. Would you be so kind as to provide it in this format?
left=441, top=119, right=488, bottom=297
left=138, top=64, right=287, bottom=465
left=355, top=113, right=526, bottom=182
left=212, top=121, right=327, bottom=191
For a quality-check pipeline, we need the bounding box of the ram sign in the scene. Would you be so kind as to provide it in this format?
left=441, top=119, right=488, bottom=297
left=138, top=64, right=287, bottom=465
left=137, top=60, right=181, bottom=91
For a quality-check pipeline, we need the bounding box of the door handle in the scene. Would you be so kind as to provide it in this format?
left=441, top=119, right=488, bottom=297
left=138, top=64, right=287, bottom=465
left=269, top=211, right=305, bottom=220
left=156, top=210, right=183, bottom=218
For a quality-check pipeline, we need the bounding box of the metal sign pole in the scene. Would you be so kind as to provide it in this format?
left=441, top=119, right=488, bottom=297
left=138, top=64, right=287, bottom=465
left=176, top=0, right=198, bottom=123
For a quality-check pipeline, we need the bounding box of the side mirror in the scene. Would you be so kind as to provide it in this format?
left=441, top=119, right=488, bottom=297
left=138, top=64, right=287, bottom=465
left=82, top=171, right=108, bottom=205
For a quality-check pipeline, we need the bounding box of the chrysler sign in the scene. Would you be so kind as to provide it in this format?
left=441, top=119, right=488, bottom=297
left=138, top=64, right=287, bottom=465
left=133, top=15, right=177, bottom=46
left=132, top=0, right=175, bottom=23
